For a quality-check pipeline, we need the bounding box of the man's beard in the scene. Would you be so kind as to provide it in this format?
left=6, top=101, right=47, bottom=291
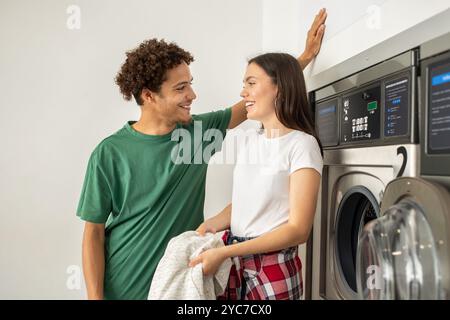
left=179, top=115, right=193, bottom=126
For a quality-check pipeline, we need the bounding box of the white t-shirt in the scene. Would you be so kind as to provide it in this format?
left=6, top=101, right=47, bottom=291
left=230, top=129, right=323, bottom=237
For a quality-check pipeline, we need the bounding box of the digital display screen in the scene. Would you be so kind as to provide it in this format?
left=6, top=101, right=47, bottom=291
left=428, top=58, right=450, bottom=154
left=341, top=84, right=381, bottom=144
left=384, top=75, right=409, bottom=137
left=367, top=101, right=378, bottom=111
left=316, top=99, right=339, bottom=147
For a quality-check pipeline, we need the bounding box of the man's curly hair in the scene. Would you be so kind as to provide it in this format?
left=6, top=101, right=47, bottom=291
left=115, top=39, right=194, bottom=105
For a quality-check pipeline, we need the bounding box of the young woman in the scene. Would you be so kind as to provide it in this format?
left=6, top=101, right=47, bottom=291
left=189, top=52, right=323, bottom=300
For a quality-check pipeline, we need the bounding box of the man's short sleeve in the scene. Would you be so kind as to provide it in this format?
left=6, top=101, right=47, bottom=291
left=76, top=150, right=112, bottom=223
left=193, top=107, right=232, bottom=137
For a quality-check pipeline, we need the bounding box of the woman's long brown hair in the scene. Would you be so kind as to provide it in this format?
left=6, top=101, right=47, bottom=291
left=249, top=53, right=323, bottom=155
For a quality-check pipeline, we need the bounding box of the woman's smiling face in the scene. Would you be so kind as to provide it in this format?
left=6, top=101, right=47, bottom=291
left=240, top=62, right=278, bottom=122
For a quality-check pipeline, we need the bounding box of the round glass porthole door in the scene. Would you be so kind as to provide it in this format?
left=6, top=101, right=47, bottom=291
left=357, top=199, right=441, bottom=299
left=356, top=216, right=395, bottom=299
left=335, top=187, right=379, bottom=293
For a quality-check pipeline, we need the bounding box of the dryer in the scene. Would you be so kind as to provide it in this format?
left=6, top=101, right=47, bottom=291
left=309, top=49, right=420, bottom=300
left=356, top=32, right=450, bottom=300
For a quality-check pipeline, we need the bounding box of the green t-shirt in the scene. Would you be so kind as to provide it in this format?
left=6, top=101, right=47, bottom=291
left=76, top=108, right=232, bottom=300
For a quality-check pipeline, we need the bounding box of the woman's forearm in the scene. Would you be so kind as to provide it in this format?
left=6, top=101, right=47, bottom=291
left=221, top=222, right=309, bottom=259
left=207, top=203, right=232, bottom=232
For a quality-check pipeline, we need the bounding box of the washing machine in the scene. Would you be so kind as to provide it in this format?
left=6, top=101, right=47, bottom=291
left=308, top=49, right=421, bottom=300
left=356, top=32, right=450, bottom=300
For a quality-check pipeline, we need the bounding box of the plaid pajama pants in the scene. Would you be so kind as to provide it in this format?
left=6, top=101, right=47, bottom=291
left=217, top=231, right=303, bottom=300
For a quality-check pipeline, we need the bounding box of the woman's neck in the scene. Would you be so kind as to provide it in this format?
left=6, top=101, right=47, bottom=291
left=261, top=116, right=293, bottom=139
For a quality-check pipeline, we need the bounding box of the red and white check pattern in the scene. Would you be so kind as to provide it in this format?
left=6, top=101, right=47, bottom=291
left=217, top=231, right=303, bottom=300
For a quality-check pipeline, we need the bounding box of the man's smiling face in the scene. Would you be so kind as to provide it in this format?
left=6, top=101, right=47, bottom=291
left=151, top=61, right=197, bottom=125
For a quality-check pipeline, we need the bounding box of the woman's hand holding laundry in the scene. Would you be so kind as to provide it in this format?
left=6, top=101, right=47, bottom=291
left=189, top=247, right=228, bottom=276
left=189, top=204, right=233, bottom=275
left=196, top=221, right=217, bottom=236
left=196, top=204, right=232, bottom=236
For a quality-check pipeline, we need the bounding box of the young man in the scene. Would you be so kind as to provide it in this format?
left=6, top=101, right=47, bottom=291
left=77, top=9, right=327, bottom=300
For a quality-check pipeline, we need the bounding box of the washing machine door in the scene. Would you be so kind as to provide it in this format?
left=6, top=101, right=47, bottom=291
left=357, top=178, right=442, bottom=300
left=356, top=214, right=395, bottom=299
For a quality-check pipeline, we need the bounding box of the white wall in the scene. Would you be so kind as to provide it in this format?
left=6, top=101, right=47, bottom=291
left=262, top=0, right=303, bottom=55
left=0, top=0, right=262, bottom=299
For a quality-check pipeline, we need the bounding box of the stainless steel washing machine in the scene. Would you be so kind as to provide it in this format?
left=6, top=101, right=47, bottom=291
left=308, top=49, right=420, bottom=300
left=356, top=32, right=450, bottom=300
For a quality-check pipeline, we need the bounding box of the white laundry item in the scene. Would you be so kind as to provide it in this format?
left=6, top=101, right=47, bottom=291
left=148, top=230, right=232, bottom=300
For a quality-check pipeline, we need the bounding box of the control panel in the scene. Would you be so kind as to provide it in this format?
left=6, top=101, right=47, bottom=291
left=341, top=84, right=381, bottom=144
left=314, top=69, right=413, bottom=149
left=428, top=58, right=450, bottom=154
left=316, top=99, right=339, bottom=147
left=384, top=74, right=410, bottom=137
